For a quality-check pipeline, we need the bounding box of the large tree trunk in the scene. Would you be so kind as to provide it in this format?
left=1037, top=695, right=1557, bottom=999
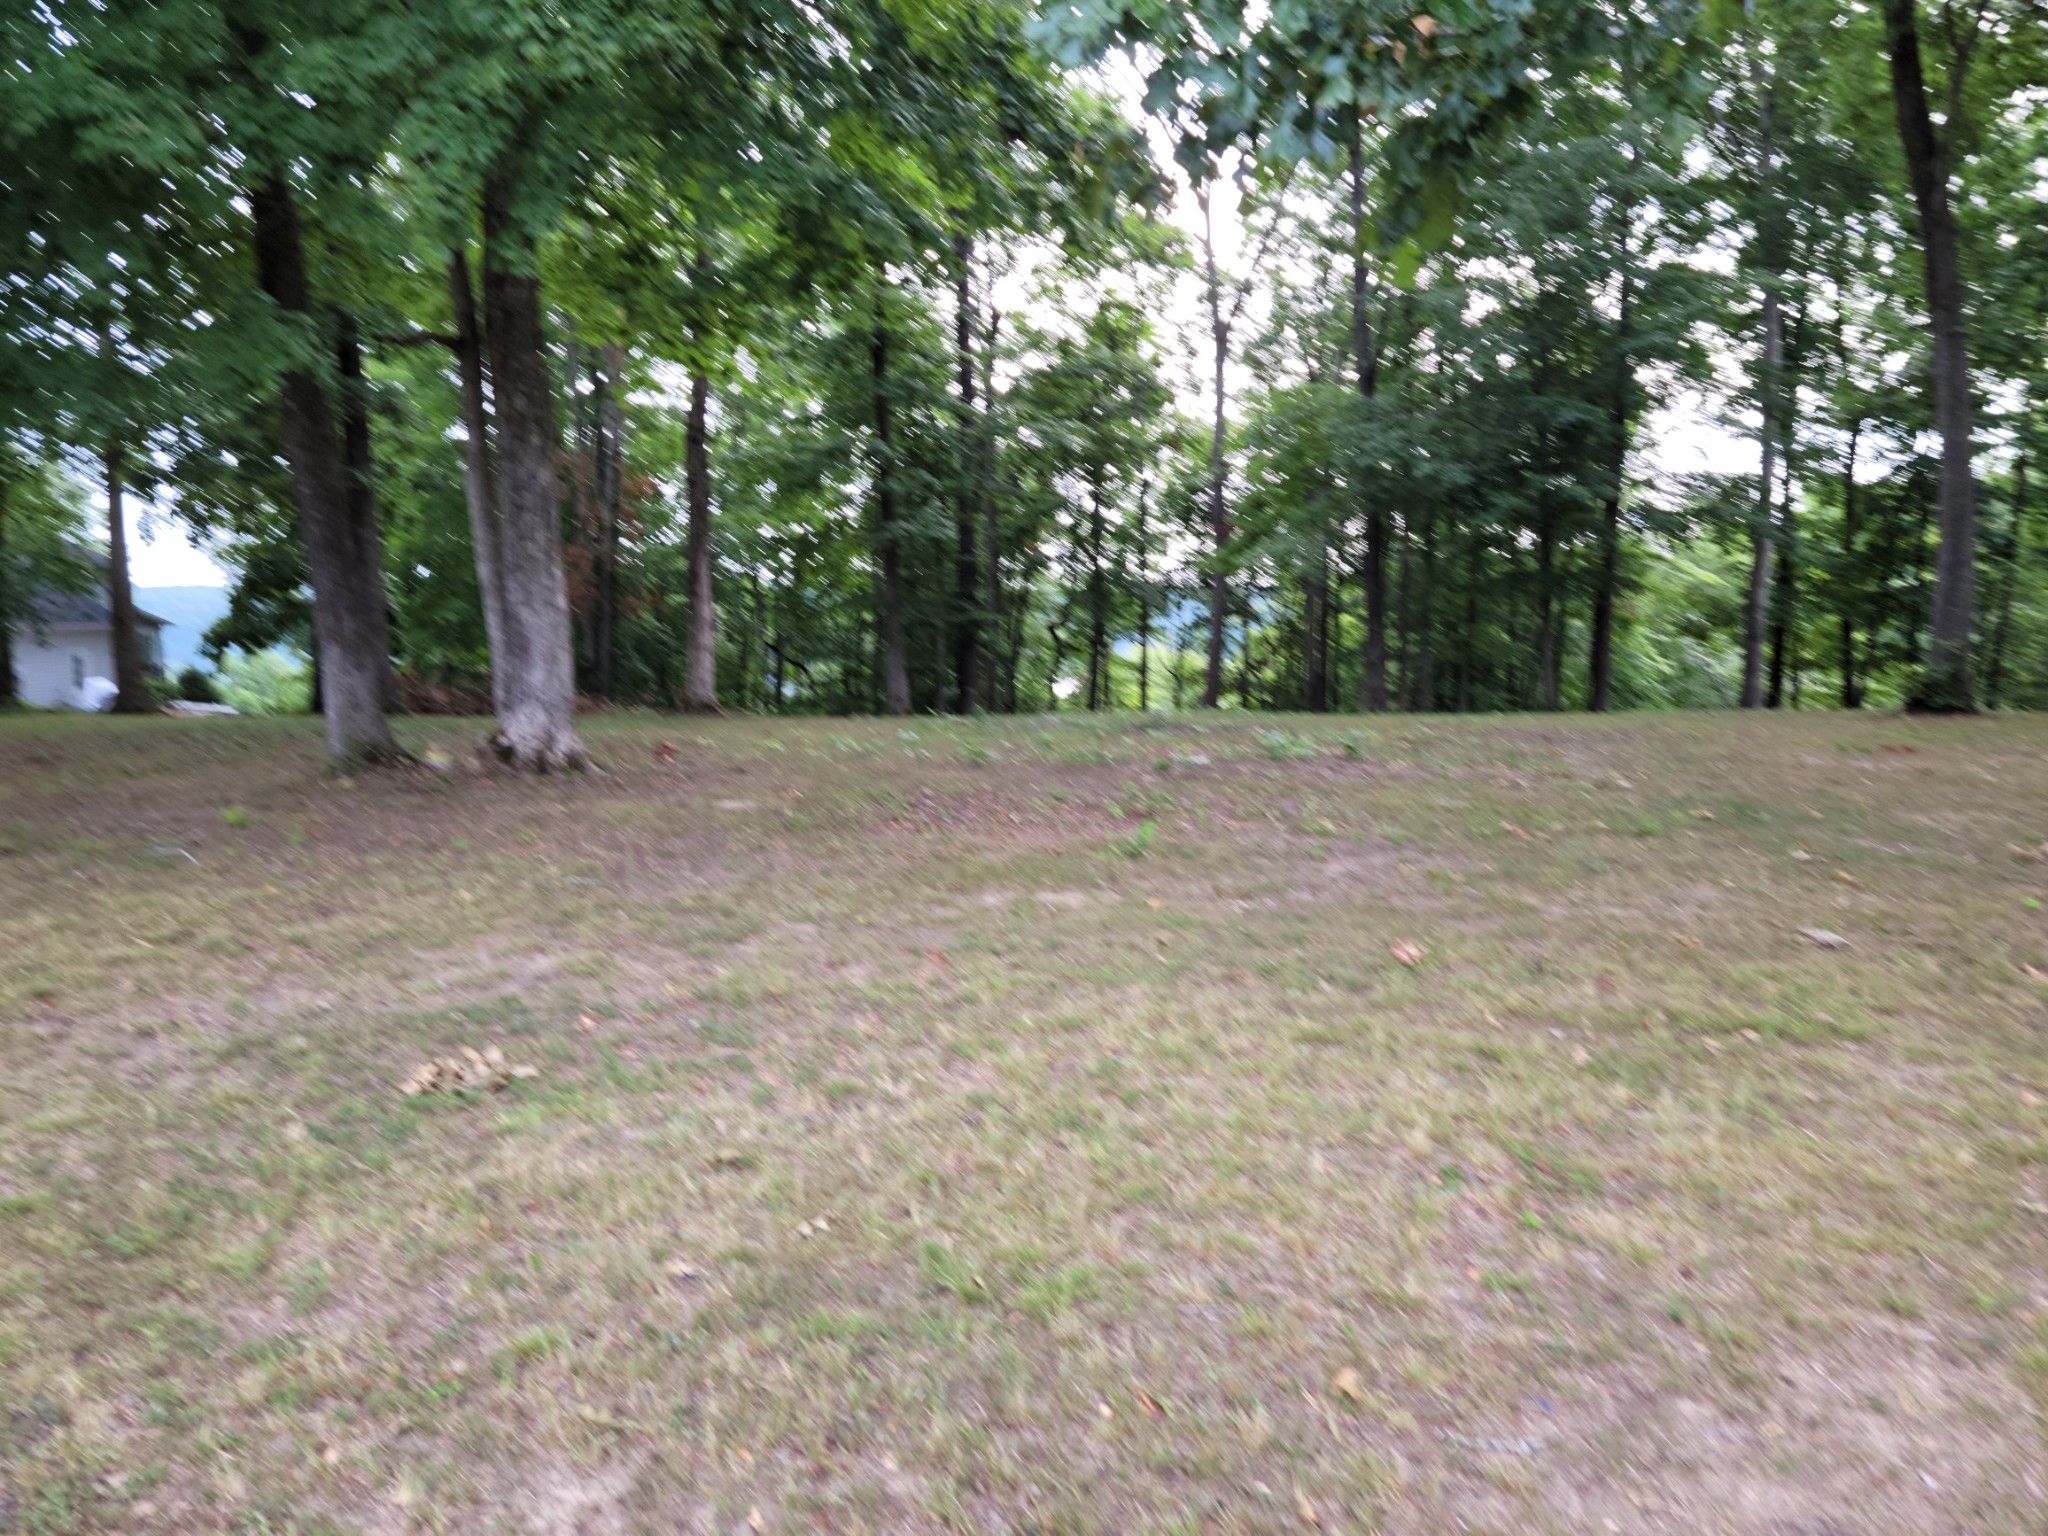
left=449, top=248, right=510, bottom=717
left=479, top=172, right=586, bottom=769
left=1588, top=165, right=1636, bottom=712
left=249, top=174, right=401, bottom=765
left=102, top=441, right=152, bottom=713
left=1886, top=0, right=1979, bottom=711
left=1352, top=125, right=1389, bottom=712
left=950, top=231, right=980, bottom=713
left=869, top=300, right=911, bottom=716
left=1200, top=190, right=1230, bottom=708
left=680, top=365, right=718, bottom=711
left=333, top=311, right=398, bottom=713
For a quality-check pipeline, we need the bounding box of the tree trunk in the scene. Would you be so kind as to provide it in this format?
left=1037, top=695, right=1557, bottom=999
left=1458, top=535, right=1481, bottom=711
left=981, top=311, right=1006, bottom=712
left=1136, top=479, right=1151, bottom=711
left=249, top=173, right=400, bottom=765
left=1352, top=124, right=1388, bottom=712
left=1839, top=412, right=1864, bottom=707
left=951, top=231, right=980, bottom=713
left=1086, top=477, right=1107, bottom=710
left=1741, top=278, right=1784, bottom=708
left=1588, top=161, right=1636, bottom=713
left=1886, top=0, right=1979, bottom=710
left=102, top=441, right=152, bottom=713
left=1985, top=449, right=2025, bottom=707
left=0, top=473, right=13, bottom=706
left=869, top=299, right=911, bottom=716
left=1303, top=554, right=1329, bottom=712
left=448, top=249, right=509, bottom=717
left=479, top=172, right=586, bottom=769
left=1411, top=510, right=1436, bottom=710
left=333, top=311, right=398, bottom=713
left=1534, top=511, right=1560, bottom=710
left=593, top=340, right=624, bottom=699
left=679, top=365, right=718, bottom=711
left=1200, top=190, right=1230, bottom=708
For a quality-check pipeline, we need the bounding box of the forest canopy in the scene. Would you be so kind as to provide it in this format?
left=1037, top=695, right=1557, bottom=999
left=4, top=0, right=2045, bottom=764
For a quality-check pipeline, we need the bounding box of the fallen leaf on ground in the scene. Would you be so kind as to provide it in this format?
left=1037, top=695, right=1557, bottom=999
left=1332, top=1367, right=1365, bottom=1403
left=2020, top=964, right=2048, bottom=984
left=665, top=1259, right=704, bottom=1281
left=652, top=741, right=678, bottom=761
left=1295, top=1488, right=1320, bottom=1526
left=1500, top=820, right=1533, bottom=840
left=1791, top=848, right=1813, bottom=861
left=1833, top=869, right=1859, bottom=887
left=400, top=1043, right=539, bottom=1098
left=1136, top=1389, right=1164, bottom=1416
left=1798, top=928, right=1850, bottom=949
left=1391, top=941, right=1428, bottom=967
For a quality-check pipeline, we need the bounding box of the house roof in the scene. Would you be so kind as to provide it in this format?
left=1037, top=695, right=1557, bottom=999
left=27, top=588, right=168, bottom=629
left=21, top=550, right=166, bottom=630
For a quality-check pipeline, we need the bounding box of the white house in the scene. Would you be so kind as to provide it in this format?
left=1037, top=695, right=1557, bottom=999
left=9, top=567, right=167, bottom=708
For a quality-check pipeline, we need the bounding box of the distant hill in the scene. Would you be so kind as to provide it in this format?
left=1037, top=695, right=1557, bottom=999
left=137, top=586, right=230, bottom=674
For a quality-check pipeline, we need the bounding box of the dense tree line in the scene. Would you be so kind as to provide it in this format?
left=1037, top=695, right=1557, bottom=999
left=2, top=0, right=2044, bottom=766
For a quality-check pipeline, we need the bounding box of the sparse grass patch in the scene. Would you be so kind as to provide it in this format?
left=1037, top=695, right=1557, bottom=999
left=0, top=711, right=2042, bottom=1531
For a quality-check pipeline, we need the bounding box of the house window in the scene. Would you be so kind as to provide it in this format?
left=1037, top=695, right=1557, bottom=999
left=71, top=654, right=85, bottom=688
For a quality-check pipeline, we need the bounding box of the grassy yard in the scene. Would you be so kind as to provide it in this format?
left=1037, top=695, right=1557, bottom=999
left=0, top=710, right=2043, bottom=1534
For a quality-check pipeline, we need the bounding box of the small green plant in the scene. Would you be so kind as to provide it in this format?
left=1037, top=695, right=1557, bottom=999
left=1110, top=819, right=1158, bottom=859
left=221, top=805, right=249, bottom=828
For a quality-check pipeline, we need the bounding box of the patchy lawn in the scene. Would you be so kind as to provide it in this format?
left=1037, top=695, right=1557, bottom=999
left=1, top=709, right=2044, bottom=1534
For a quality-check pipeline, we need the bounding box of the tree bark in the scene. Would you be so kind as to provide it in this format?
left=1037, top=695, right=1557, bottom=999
left=1985, top=449, right=2025, bottom=707
left=1742, top=277, right=1784, bottom=708
left=449, top=248, right=510, bottom=717
left=333, top=310, right=398, bottom=713
left=1303, top=552, right=1329, bottom=711
left=1086, top=476, right=1107, bottom=709
left=680, top=364, right=718, bottom=711
left=101, top=441, right=152, bottom=713
left=0, top=472, right=13, bottom=706
left=479, top=171, right=586, bottom=769
left=869, top=297, right=911, bottom=716
left=950, top=230, right=980, bottom=713
left=1199, top=189, right=1230, bottom=708
left=980, top=309, right=1005, bottom=711
left=1839, top=416, right=1863, bottom=707
left=1535, top=513, right=1560, bottom=710
left=1136, top=479, right=1150, bottom=711
left=1885, top=0, right=1979, bottom=711
left=1588, top=152, right=1637, bottom=712
left=593, top=340, right=624, bottom=700
left=249, top=173, right=400, bottom=765
left=1352, top=123, right=1388, bottom=712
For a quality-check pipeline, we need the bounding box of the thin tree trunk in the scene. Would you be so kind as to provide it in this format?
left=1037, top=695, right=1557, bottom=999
left=1588, top=155, right=1637, bottom=712
left=1200, top=189, right=1230, bottom=708
left=449, top=249, right=509, bottom=718
left=479, top=170, right=586, bottom=769
left=1304, top=545, right=1329, bottom=712
left=1136, top=479, right=1150, bottom=711
left=951, top=230, right=979, bottom=713
left=1352, top=123, right=1388, bottom=711
left=1086, top=476, right=1107, bottom=710
left=1839, top=405, right=1864, bottom=707
left=1412, top=510, right=1436, bottom=710
left=594, top=340, right=624, bottom=699
left=1458, top=534, right=1482, bottom=711
left=681, top=365, right=718, bottom=711
left=1985, top=449, right=2025, bottom=706
left=1535, top=512, right=1559, bottom=710
left=870, top=297, right=911, bottom=716
left=102, top=440, right=151, bottom=713
left=1886, top=0, right=1979, bottom=711
left=0, top=473, right=13, bottom=706
left=1742, top=278, right=1784, bottom=708
left=249, top=173, right=400, bottom=765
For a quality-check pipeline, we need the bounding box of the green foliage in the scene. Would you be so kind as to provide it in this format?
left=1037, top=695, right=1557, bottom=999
left=217, top=650, right=312, bottom=717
